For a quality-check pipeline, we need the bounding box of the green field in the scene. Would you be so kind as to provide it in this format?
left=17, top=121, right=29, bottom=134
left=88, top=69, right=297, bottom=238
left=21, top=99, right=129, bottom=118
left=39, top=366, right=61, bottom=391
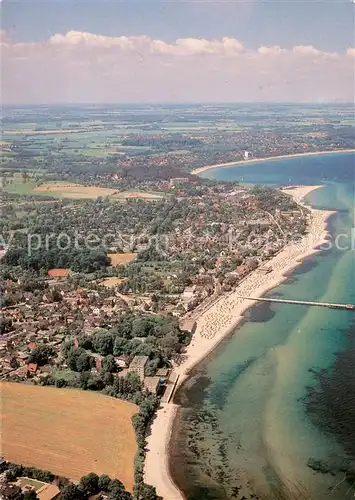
left=3, top=180, right=38, bottom=195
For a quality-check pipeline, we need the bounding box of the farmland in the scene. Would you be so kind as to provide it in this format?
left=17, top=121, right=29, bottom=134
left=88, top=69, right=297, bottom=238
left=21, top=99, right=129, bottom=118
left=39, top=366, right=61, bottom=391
left=112, top=191, right=164, bottom=200
left=34, top=182, right=118, bottom=199
left=2, top=178, right=164, bottom=200
left=99, top=276, right=127, bottom=287
left=0, top=382, right=138, bottom=492
left=108, top=253, right=137, bottom=266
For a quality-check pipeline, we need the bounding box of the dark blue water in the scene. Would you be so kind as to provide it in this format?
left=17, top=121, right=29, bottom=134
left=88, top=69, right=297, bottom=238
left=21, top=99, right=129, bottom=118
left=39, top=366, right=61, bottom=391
left=171, top=152, right=355, bottom=500
left=200, top=152, right=354, bottom=188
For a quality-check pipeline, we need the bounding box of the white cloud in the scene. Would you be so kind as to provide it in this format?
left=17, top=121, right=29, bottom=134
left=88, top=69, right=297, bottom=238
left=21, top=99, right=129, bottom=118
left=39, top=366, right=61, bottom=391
left=293, top=45, right=323, bottom=56
left=2, top=31, right=354, bottom=104
left=166, top=37, right=245, bottom=55
left=258, top=45, right=285, bottom=56
left=48, top=31, right=246, bottom=56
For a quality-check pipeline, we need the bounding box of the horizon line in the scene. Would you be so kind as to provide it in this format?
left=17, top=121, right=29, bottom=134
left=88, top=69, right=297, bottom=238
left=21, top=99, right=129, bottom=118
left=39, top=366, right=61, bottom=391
left=2, top=101, right=354, bottom=108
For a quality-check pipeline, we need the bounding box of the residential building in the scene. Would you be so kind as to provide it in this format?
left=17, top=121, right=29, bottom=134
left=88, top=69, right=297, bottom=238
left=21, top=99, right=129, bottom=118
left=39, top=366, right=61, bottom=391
left=128, top=355, right=149, bottom=381
left=27, top=363, right=38, bottom=376
left=14, top=478, right=60, bottom=500
left=47, top=269, right=69, bottom=279
left=144, top=376, right=162, bottom=394
left=182, top=286, right=195, bottom=303
left=169, top=177, right=189, bottom=187
left=0, top=484, right=22, bottom=499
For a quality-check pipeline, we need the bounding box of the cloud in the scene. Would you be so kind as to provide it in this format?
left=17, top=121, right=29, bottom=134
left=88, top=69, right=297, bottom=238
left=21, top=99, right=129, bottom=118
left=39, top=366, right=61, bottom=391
left=293, top=45, right=323, bottom=56
left=49, top=31, right=151, bottom=51
left=258, top=46, right=285, bottom=56
left=163, top=37, right=245, bottom=55
left=48, top=31, right=246, bottom=56
left=2, top=31, right=354, bottom=104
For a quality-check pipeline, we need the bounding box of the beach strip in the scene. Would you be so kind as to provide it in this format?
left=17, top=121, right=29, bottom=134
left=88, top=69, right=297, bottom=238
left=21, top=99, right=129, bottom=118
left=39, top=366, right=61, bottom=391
left=191, top=149, right=355, bottom=176
left=144, top=184, right=336, bottom=500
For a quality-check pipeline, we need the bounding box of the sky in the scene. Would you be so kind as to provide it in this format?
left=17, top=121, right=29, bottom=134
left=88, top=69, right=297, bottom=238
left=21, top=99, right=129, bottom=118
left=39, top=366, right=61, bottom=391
left=2, top=0, right=354, bottom=104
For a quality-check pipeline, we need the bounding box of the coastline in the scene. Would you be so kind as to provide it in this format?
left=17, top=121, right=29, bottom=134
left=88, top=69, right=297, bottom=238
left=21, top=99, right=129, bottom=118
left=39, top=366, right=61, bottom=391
left=191, top=149, right=355, bottom=175
left=144, top=184, right=336, bottom=500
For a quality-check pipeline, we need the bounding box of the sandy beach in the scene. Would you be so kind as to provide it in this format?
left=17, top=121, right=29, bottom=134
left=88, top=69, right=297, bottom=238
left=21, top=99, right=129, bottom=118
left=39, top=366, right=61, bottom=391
left=144, top=184, right=336, bottom=500
left=191, top=149, right=355, bottom=176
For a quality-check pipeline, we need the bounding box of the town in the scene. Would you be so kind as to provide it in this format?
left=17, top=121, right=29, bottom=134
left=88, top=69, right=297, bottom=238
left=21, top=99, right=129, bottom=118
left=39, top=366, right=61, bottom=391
left=1, top=102, right=354, bottom=500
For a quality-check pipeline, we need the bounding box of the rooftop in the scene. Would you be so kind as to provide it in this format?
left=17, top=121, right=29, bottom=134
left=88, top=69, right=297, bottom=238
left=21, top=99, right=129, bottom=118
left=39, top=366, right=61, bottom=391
left=156, top=368, right=169, bottom=377
left=129, top=355, right=149, bottom=369
left=27, top=363, right=38, bottom=374
left=144, top=376, right=161, bottom=393
left=47, top=269, right=69, bottom=278
left=37, top=484, right=61, bottom=500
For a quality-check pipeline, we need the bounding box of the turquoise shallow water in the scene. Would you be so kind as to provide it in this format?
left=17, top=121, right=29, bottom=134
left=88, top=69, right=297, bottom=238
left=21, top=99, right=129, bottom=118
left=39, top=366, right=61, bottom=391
left=170, top=152, right=355, bottom=500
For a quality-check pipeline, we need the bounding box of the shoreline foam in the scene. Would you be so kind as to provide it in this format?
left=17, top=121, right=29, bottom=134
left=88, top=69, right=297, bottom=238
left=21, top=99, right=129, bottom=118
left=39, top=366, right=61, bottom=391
left=144, top=184, right=336, bottom=500
left=191, top=149, right=355, bottom=176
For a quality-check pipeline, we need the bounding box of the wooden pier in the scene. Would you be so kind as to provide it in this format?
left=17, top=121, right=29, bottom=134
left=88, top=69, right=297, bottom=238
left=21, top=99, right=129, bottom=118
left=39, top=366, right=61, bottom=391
left=234, top=295, right=355, bottom=311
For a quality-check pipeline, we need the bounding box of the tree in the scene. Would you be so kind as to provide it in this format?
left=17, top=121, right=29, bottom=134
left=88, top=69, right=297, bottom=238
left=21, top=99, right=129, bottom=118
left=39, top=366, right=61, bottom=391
left=138, top=483, right=157, bottom=500
left=50, top=288, right=63, bottom=302
left=125, top=372, right=142, bottom=393
left=107, top=478, right=129, bottom=500
left=23, top=490, right=38, bottom=500
left=139, top=397, right=157, bottom=420
left=60, top=483, right=84, bottom=500
left=76, top=352, right=92, bottom=373
left=98, top=474, right=111, bottom=492
left=159, top=332, right=180, bottom=359
left=55, top=378, right=67, bottom=388
left=248, top=258, right=259, bottom=271
left=107, top=489, right=129, bottom=500
left=65, top=348, right=80, bottom=371
left=103, top=371, right=114, bottom=386
left=131, top=316, right=154, bottom=338
left=0, top=317, right=13, bottom=334
left=79, top=472, right=100, bottom=496
left=102, top=355, right=117, bottom=374
left=113, top=372, right=141, bottom=396
left=28, top=345, right=54, bottom=366
left=92, top=331, right=114, bottom=355
left=10, top=356, right=20, bottom=369
left=87, top=375, right=105, bottom=391
left=61, top=341, right=75, bottom=358
left=113, top=337, right=129, bottom=356
left=108, top=479, right=125, bottom=492
left=78, top=334, right=93, bottom=350
left=79, top=371, right=91, bottom=390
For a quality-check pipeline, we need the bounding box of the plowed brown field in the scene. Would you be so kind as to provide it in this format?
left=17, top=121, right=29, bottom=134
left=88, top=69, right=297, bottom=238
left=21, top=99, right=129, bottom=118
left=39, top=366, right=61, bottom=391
left=0, top=382, right=138, bottom=491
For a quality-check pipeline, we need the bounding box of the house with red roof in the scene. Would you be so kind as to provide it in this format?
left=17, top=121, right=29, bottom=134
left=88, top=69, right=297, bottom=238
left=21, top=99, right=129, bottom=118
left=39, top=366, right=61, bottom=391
left=47, top=269, right=69, bottom=279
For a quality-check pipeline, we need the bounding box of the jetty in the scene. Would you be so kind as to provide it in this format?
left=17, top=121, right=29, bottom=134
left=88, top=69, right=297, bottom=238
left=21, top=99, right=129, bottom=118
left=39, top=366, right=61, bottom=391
left=234, top=295, right=355, bottom=311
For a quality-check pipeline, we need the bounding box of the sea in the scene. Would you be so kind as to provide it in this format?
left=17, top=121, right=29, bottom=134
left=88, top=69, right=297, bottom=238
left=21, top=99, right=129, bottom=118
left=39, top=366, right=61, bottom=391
left=170, top=152, right=355, bottom=500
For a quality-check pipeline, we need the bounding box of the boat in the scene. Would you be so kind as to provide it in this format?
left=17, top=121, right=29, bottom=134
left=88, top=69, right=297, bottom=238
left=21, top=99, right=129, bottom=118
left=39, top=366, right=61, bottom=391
left=345, top=304, right=355, bottom=310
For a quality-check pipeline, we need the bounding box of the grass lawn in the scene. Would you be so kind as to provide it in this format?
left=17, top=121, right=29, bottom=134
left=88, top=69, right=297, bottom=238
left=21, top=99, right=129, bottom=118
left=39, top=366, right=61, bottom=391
left=98, top=277, right=127, bottom=287
left=3, top=180, right=38, bottom=195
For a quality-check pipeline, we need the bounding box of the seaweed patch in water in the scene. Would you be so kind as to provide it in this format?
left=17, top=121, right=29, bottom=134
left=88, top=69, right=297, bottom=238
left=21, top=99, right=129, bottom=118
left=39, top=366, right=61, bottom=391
left=305, top=321, right=355, bottom=458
